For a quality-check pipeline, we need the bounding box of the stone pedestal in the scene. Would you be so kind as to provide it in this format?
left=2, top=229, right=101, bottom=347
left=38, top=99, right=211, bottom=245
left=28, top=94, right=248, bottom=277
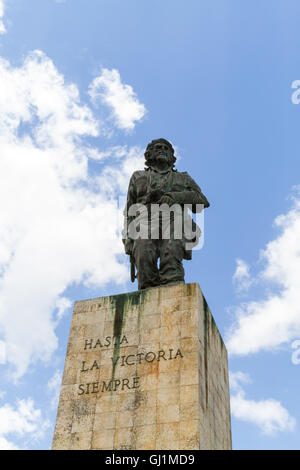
left=52, top=283, right=232, bottom=450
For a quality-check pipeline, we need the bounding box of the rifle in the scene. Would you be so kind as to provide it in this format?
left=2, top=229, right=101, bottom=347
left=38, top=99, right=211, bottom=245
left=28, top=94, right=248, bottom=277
left=130, top=254, right=136, bottom=283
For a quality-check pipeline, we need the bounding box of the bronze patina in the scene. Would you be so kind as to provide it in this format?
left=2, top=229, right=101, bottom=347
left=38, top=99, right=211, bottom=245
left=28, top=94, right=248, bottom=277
left=123, top=138, right=209, bottom=290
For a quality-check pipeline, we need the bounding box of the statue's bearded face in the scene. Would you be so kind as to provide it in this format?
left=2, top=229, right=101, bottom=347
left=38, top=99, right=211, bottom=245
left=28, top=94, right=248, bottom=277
left=151, top=141, right=173, bottom=166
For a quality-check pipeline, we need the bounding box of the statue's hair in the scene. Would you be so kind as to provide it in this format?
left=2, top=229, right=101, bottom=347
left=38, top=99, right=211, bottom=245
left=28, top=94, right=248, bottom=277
left=144, top=138, right=176, bottom=169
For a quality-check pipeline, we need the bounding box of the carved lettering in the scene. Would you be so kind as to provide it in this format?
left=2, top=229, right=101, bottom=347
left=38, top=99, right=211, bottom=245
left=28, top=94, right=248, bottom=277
left=80, top=361, right=89, bottom=372
left=158, top=350, right=167, bottom=361
left=136, top=353, right=144, bottom=363
left=84, top=339, right=93, bottom=350
left=78, top=376, right=141, bottom=395
left=174, top=348, right=184, bottom=359
left=114, top=379, right=121, bottom=391
left=125, top=355, right=135, bottom=365
left=83, top=335, right=129, bottom=350
left=145, top=352, right=156, bottom=362
left=77, top=343, right=184, bottom=397
left=120, top=335, right=129, bottom=346
left=93, top=338, right=103, bottom=348
left=110, top=348, right=183, bottom=367
left=80, top=360, right=100, bottom=372
left=91, top=382, right=99, bottom=393
left=101, top=380, right=113, bottom=392
left=122, top=378, right=130, bottom=390
left=121, top=355, right=126, bottom=366
left=132, top=376, right=140, bottom=389
left=90, top=360, right=99, bottom=370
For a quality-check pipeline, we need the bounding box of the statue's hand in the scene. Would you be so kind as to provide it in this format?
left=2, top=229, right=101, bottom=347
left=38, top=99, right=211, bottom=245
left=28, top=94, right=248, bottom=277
left=146, top=189, right=164, bottom=203
left=123, top=238, right=134, bottom=255
left=158, top=194, right=175, bottom=206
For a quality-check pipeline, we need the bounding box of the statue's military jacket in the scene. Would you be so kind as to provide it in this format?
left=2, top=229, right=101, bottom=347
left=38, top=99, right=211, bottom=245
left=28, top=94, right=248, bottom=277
left=123, top=168, right=209, bottom=259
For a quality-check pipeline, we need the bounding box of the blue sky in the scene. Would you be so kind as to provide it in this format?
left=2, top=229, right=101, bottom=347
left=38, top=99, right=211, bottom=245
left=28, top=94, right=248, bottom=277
left=0, top=0, right=300, bottom=450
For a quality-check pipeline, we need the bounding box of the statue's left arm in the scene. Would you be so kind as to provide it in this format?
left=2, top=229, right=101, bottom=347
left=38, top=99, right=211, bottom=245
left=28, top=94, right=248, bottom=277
left=122, top=173, right=137, bottom=255
left=163, top=172, right=210, bottom=211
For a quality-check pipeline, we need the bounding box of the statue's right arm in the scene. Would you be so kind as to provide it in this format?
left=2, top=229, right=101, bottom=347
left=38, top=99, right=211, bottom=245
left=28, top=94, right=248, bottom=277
left=122, top=174, right=137, bottom=255
left=166, top=172, right=210, bottom=211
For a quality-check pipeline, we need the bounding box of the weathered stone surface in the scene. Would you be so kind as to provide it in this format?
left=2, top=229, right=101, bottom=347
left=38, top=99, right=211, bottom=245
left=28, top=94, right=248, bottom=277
left=52, top=283, right=232, bottom=450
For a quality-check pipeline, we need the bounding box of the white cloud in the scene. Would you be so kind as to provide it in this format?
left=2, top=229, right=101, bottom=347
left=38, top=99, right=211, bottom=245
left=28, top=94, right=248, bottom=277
left=89, top=68, right=146, bottom=131
left=291, top=339, right=300, bottom=365
left=0, top=340, right=5, bottom=364
left=94, top=145, right=144, bottom=198
left=229, top=370, right=251, bottom=393
left=0, top=50, right=145, bottom=379
left=47, top=369, right=62, bottom=410
left=230, top=371, right=296, bottom=435
left=87, top=145, right=134, bottom=162
left=0, top=398, right=50, bottom=449
left=55, top=297, right=72, bottom=323
left=227, top=190, right=300, bottom=355
left=233, top=258, right=253, bottom=293
left=0, top=436, right=19, bottom=450
left=0, top=0, right=6, bottom=34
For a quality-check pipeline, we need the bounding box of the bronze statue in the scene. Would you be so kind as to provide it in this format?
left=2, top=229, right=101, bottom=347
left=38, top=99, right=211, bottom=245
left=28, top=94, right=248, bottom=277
left=123, top=138, right=210, bottom=290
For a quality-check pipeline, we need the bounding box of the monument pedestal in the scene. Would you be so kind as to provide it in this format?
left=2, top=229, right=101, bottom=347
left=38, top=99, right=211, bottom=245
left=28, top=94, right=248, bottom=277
left=52, top=283, right=232, bottom=450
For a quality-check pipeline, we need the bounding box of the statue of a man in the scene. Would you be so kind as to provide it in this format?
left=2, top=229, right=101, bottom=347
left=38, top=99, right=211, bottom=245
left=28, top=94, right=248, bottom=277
left=123, top=138, right=210, bottom=290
